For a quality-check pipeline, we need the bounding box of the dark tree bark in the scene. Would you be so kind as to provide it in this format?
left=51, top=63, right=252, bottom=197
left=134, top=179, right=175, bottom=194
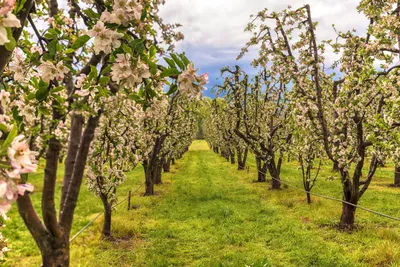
left=237, top=148, right=248, bottom=170
left=171, top=157, right=175, bottom=165
left=394, top=166, right=400, bottom=187
left=17, top=193, right=70, bottom=266
left=154, top=163, right=162, bottom=184
left=332, top=162, right=339, bottom=172
left=100, top=195, right=112, bottom=238
left=306, top=192, right=311, bottom=204
left=339, top=202, right=357, bottom=228
left=60, top=114, right=84, bottom=213
left=0, top=0, right=34, bottom=74
left=163, top=158, right=171, bottom=172
left=256, top=156, right=267, bottom=182
left=143, top=162, right=155, bottom=196
left=230, top=151, right=235, bottom=164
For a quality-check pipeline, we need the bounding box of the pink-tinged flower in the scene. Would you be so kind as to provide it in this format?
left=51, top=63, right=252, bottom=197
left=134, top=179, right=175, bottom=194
left=75, top=74, right=87, bottom=89
left=7, top=135, right=38, bottom=178
left=0, top=202, right=11, bottom=217
left=17, top=183, right=34, bottom=195
left=199, top=73, right=209, bottom=85
left=0, top=0, right=16, bottom=16
left=38, top=61, right=69, bottom=83
left=87, top=21, right=124, bottom=55
left=0, top=12, right=21, bottom=45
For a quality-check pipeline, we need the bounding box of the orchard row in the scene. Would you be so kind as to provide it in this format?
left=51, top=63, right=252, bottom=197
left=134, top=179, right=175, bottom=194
left=0, top=0, right=206, bottom=265
left=204, top=1, right=400, bottom=230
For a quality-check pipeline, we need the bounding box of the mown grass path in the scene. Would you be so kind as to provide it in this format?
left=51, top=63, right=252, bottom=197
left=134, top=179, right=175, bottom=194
left=91, top=141, right=399, bottom=267
left=5, top=140, right=400, bottom=266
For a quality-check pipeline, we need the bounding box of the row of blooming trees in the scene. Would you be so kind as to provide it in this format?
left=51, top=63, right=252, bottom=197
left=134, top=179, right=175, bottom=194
left=205, top=0, right=400, bottom=229
left=0, top=0, right=206, bottom=265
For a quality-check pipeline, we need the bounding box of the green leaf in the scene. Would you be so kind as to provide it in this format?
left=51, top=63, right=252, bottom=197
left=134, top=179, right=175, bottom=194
left=16, top=0, right=27, bottom=13
left=161, top=68, right=180, bottom=78
left=180, top=53, right=191, bottom=66
left=171, top=54, right=185, bottom=70
left=36, top=80, right=49, bottom=101
left=149, top=45, right=157, bottom=59
left=83, top=9, right=100, bottom=19
left=51, top=86, right=64, bottom=93
left=141, top=7, right=147, bottom=21
left=71, top=35, right=91, bottom=50
left=48, top=39, right=57, bottom=57
left=99, top=76, right=110, bottom=85
left=38, top=106, right=51, bottom=115
left=122, top=43, right=133, bottom=54
left=4, top=28, right=16, bottom=51
left=2, top=124, right=18, bottom=152
left=166, top=84, right=178, bottom=95
left=100, top=65, right=112, bottom=75
left=164, top=58, right=176, bottom=68
left=0, top=124, right=8, bottom=133
left=88, top=65, right=98, bottom=81
left=148, top=61, right=158, bottom=76
left=64, top=48, right=75, bottom=54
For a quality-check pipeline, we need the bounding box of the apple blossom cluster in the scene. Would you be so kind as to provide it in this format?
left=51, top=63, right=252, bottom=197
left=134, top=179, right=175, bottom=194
left=177, top=64, right=208, bottom=99
left=0, top=0, right=20, bottom=46
left=100, top=0, right=143, bottom=26
left=111, top=54, right=151, bottom=89
left=87, top=21, right=124, bottom=55
left=0, top=134, right=37, bottom=217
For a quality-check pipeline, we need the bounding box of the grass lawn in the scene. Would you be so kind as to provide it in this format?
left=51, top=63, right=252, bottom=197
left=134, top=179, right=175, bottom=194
left=3, top=140, right=400, bottom=266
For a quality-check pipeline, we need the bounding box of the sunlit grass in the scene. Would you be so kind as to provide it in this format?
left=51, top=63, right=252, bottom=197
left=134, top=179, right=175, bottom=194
left=3, top=140, right=400, bottom=266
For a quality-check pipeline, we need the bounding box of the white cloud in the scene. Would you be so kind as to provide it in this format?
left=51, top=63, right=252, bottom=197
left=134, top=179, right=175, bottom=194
left=160, top=0, right=368, bottom=65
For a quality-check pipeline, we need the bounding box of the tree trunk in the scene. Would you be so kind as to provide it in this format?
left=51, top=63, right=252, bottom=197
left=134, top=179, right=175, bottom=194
left=306, top=192, right=311, bottom=204
left=394, top=166, right=400, bottom=187
left=144, top=165, right=155, bottom=196
left=339, top=202, right=357, bottom=229
left=171, top=158, right=175, bottom=165
left=332, top=162, right=339, bottom=172
left=42, top=245, right=70, bottom=267
left=256, top=156, right=267, bottom=182
left=230, top=152, right=235, bottom=164
left=17, top=193, right=70, bottom=267
left=100, top=194, right=112, bottom=238
left=154, top=163, right=162, bottom=184
left=163, top=158, right=171, bottom=172
left=237, top=151, right=244, bottom=170
left=267, top=160, right=281, bottom=189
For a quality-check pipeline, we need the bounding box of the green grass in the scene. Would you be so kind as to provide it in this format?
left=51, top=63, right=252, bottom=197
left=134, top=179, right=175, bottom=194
left=3, top=140, right=400, bottom=266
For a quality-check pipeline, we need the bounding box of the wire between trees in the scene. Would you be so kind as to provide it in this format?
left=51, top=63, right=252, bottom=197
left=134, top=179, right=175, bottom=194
left=252, top=167, right=400, bottom=223
left=70, top=182, right=145, bottom=243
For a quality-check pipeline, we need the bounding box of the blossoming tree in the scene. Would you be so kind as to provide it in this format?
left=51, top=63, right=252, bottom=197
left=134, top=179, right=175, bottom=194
left=0, top=0, right=206, bottom=265
left=242, top=2, right=400, bottom=227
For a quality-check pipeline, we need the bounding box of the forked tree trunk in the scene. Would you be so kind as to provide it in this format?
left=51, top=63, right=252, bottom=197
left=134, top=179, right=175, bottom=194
left=267, top=160, right=281, bottom=189
left=338, top=177, right=359, bottom=229
left=339, top=202, right=357, bottom=228
left=17, top=193, right=70, bottom=267
left=256, top=156, right=267, bottom=182
left=394, top=166, right=400, bottom=187
left=42, top=245, right=70, bottom=267
left=237, top=148, right=248, bottom=170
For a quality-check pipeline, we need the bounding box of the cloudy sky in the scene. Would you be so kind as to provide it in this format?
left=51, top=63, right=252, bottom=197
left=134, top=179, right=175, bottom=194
left=159, top=0, right=369, bottom=97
